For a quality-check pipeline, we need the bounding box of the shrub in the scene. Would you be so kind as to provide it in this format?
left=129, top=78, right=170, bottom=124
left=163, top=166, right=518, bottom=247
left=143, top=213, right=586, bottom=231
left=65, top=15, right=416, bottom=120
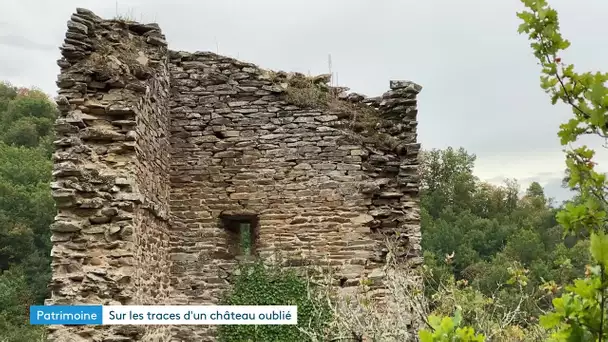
left=217, top=260, right=331, bottom=342
left=419, top=309, right=486, bottom=342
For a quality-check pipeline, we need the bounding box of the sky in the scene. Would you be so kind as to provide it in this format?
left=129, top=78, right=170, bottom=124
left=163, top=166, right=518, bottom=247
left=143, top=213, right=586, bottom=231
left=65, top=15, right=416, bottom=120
left=1, top=0, right=607, bottom=203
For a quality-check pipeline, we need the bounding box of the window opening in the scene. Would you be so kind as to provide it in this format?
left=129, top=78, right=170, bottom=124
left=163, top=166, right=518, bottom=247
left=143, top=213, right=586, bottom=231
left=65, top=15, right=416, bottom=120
left=220, top=214, right=258, bottom=257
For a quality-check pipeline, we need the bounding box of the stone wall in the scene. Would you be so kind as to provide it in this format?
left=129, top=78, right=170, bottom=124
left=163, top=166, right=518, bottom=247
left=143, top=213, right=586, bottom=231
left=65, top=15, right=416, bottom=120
left=167, top=52, right=422, bottom=341
left=49, top=8, right=172, bottom=342
left=49, top=8, right=422, bottom=342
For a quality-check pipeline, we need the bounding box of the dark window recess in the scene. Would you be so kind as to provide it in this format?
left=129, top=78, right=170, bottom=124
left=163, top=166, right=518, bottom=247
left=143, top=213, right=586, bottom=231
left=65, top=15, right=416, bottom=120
left=220, top=215, right=258, bottom=257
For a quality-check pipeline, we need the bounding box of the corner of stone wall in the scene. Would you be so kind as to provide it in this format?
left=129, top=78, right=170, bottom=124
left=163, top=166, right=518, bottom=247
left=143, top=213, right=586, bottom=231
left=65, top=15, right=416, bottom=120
left=347, top=80, right=424, bottom=335
left=358, top=80, right=423, bottom=266
left=376, top=80, right=422, bottom=265
left=316, top=80, right=423, bottom=305
left=317, top=79, right=423, bottom=271
left=49, top=8, right=171, bottom=341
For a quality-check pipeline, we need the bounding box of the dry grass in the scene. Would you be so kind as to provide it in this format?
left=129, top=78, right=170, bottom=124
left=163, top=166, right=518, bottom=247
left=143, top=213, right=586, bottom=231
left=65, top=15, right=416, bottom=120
left=283, top=73, right=330, bottom=108
left=77, top=26, right=151, bottom=83
left=298, top=237, right=429, bottom=342
left=329, top=100, right=404, bottom=153
left=113, top=5, right=137, bottom=22
left=277, top=74, right=405, bottom=154
left=296, top=239, right=546, bottom=342
left=285, top=85, right=329, bottom=108
left=113, top=13, right=136, bottom=22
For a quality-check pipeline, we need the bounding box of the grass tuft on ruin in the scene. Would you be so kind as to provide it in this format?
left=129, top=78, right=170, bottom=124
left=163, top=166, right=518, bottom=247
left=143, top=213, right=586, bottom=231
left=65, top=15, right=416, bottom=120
left=284, top=74, right=331, bottom=108
left=76, top=27, right=152, bottom=83
left=272, top=72, right=405, bottom=154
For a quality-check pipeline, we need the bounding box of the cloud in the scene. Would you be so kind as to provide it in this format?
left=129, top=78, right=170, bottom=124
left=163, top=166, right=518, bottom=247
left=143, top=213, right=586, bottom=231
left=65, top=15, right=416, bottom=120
left=0, top=35, right=56, bottom=51
left=538, top=177, right=576, bottom=204
left=0, top=0, right=606, bottom=190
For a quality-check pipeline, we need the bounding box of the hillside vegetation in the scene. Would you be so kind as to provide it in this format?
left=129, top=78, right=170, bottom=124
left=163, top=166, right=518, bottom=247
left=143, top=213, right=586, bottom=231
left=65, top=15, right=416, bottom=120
left=0, top=83, right=55, bottom=341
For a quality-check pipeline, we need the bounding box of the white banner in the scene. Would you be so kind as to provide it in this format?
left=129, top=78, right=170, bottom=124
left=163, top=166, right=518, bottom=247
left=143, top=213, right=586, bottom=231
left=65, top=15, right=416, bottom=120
left=102, top=305, right=297, bottom=325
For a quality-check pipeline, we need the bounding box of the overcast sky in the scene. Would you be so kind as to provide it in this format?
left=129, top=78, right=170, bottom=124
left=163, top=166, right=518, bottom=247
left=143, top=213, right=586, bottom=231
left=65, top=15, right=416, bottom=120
left=1, top=0, right=606, bottom=202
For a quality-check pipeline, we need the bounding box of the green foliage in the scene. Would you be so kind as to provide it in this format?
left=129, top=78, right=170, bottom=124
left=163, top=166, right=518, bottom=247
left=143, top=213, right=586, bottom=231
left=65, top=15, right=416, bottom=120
left=0, top=267, right=34, bottom=325
left=423, top=260, right=550, bottom=341
left=419, top=308, right=486, bottom=342
left=418, top=145, right=601, bottom=339
left=420, top=148, right=568, bottom=295
left=419, top=148, right=478, bottom=218
left=0, top=83, right=56, bottom=342
left=0, top=84, right=57, bottom=149
left=217, top=260, right=331, bottom=342
left=535, top=233, right=608, bottom=341
left=517, top=0, right=608, bottom=340
left=0, top=258, right=47, bottom=342
left=0, top=139, right=54, bottom=303
left=239, top=223, right=252, bottom=256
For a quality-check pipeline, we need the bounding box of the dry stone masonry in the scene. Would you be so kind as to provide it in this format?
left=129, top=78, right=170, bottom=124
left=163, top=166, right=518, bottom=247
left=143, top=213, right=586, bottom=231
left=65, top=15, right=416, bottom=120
left=48, top=8, right=423, bottom=342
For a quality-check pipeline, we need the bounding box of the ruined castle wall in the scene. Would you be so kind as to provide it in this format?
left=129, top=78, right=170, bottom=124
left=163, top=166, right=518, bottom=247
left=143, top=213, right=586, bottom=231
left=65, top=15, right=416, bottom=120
left=49, top=8, right=172, bottom=341
left=50, top=8, right=422, bottom=342
left=167, top=51, right=422, bottom=340
left=167, top=52, right=375, bottom=298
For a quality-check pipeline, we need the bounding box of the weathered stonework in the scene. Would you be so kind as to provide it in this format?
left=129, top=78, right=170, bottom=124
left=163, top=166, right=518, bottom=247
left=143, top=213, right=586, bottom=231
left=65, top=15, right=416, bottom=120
left=48, top=8, right=422, bottom=342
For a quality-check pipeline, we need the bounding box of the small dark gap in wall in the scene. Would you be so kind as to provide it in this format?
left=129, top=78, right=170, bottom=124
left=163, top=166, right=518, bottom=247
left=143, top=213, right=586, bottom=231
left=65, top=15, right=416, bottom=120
left=219, top=214, right=259, bottom=257
left=214, top=131, right=226, bottom=139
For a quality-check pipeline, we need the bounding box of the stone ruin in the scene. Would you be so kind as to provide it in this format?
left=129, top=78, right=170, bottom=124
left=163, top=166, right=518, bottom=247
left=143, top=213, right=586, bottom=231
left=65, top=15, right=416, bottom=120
left=48, top=8, right=423, bottom=342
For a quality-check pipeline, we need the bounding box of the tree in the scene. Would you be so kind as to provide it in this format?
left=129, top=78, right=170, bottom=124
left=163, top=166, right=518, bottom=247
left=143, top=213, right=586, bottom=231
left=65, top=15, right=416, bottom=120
left=420, top=148, right=478, bottom=218
left=518, top=0, right=608, bottom=339
left=0, top=83, right=56, bottom=342
left=0, top=83, right=57, bottom=153
left=523, top=182, right=547, bottom=210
